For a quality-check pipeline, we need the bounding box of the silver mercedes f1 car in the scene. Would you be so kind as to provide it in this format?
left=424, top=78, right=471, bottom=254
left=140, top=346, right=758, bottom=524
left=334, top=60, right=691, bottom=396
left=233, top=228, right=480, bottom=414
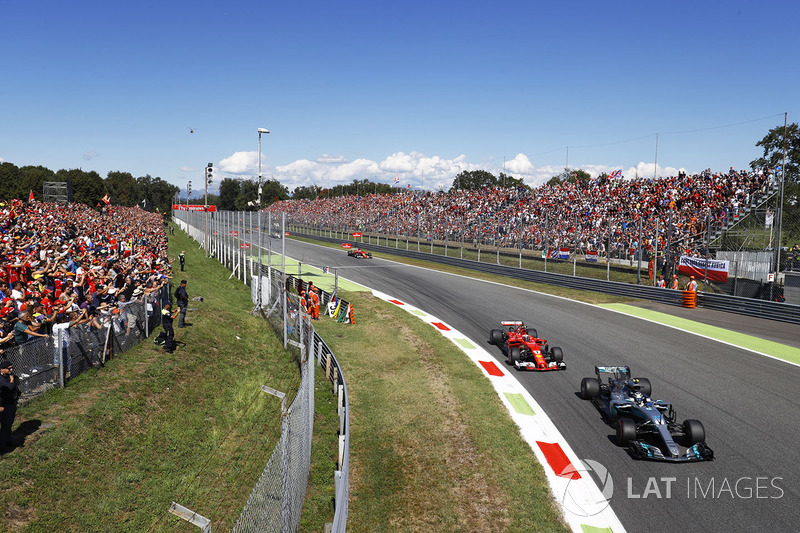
left=579, top=365, right=714, bottom=462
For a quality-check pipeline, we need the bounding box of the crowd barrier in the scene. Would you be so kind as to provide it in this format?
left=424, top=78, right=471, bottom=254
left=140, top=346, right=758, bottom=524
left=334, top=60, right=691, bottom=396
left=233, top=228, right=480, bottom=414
left=8, top=285, right=171, bottom=401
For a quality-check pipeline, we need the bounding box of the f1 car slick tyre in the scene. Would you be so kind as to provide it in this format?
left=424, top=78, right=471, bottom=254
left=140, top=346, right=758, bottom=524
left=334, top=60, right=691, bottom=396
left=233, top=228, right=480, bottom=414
left=617, top=418, right=637, bottom=444
left=549, top=346, right=563, bottom=364
left=508, top=347, right=521, bottom=365
left=489, top=329, right=504, bottom=345
left=633, top=378, right=652, bottom=396
left=683, top=419, right=706, bottom=445
left=580, top=377, right=600, bottom=400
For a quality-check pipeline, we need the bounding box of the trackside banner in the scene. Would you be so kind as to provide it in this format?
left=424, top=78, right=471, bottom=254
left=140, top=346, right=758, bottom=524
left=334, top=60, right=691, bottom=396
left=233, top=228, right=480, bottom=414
left=677, top=255, right=729, bottom=283
left=172, top=204, right=217, bottom=212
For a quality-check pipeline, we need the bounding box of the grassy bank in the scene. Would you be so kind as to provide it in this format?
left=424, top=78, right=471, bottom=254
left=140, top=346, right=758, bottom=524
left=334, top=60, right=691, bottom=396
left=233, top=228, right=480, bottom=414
left=313, top=292, right=568, bottom=532
left=0, top=230, right=302, bottom=532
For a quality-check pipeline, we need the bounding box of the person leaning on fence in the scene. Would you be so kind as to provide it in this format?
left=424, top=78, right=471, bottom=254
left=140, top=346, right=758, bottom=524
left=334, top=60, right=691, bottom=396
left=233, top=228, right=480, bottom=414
left=686, top=275, right=698, bottom=292
left=656, top=275, right=666, bottom=288
left=0, top=359, right=21, bottom=453
left=52, top=311, right=78, bottom=377
left=13, top=311, right=48, bottom=345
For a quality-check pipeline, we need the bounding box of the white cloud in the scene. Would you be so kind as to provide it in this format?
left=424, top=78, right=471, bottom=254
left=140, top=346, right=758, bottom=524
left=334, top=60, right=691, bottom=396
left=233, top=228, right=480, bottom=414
left=83, top=149, right=98, bottom=161
left=219, top=151, right=258, bottom=175
left=316, top=154, right=347, bottom=164
left=503, top=153, right=534, bottom=176
left=214, top=149, right=690, bottom=194
left=179, top=166, right=195, bottom=172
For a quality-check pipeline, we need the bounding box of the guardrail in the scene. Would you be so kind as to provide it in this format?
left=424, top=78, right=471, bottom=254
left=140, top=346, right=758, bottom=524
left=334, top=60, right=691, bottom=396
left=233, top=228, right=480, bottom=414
left=312, top=330, right=350, bottom=532
left=290, top=231, right=800, bottom=325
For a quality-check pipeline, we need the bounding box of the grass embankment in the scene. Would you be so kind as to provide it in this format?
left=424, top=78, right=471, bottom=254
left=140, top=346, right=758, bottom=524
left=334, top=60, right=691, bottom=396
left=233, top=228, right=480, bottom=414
left=0, top=230, right=313, bottom=532
left=313, top=293, right=568, bottom=532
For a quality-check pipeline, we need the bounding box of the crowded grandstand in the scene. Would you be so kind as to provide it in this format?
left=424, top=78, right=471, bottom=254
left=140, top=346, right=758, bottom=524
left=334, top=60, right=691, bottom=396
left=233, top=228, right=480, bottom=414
left=266, top=167, right=781, bottom=263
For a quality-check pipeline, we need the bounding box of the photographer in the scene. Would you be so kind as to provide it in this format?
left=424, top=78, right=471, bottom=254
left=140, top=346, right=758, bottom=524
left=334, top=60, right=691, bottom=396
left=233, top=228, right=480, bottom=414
left=0, top=359, right=20, bottom=452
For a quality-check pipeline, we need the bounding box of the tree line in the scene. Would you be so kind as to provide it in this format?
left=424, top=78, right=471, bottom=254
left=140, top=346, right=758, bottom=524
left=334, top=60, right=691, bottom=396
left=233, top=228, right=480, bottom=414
left=0, top=163, right=179, bottom=213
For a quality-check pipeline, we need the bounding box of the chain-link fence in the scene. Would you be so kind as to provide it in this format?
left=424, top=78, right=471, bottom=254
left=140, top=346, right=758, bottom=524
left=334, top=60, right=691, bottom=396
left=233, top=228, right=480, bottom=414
left=232, top=311, right=314, bottom=533
left=175, top=209, right=352, bottom=532
left=6, top=284, right=171, bottom=401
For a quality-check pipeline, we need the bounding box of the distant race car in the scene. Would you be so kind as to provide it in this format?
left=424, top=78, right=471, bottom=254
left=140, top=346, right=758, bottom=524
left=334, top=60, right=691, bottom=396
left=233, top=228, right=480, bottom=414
left=579, top=365, right=714, bottom=462
left=488, top=320, right=566, bottom=371
left=347, top=248, right=372, bottom=259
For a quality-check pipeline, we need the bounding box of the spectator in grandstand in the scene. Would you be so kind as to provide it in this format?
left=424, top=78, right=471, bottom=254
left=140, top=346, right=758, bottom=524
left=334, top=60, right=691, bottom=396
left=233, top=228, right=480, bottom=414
left=51, top=311, right=78, bottom=376
left=13, top=311, right=48, bottom=345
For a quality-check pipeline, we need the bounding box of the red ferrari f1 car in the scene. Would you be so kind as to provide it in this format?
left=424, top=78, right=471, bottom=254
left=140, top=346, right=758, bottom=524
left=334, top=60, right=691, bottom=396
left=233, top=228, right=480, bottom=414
left=489, top=321, right=566, bottom=371
left=347, top=248, right=373, bottom=259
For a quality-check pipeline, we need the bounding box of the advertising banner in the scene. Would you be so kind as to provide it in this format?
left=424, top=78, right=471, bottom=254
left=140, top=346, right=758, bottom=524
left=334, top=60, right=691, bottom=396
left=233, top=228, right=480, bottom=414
left=678, top=255, right=729, bottom=283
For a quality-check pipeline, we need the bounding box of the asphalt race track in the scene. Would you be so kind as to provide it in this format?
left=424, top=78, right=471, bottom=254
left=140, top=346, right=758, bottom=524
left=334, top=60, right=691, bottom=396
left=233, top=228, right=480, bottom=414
left=277, top=235, right=800, bottom=532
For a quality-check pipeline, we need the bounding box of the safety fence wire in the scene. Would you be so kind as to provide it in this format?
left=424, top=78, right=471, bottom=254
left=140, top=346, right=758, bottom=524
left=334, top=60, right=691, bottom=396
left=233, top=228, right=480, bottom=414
left=233, top=314, right=314, bottom=533
left=177, top=210, right=346, bottom=532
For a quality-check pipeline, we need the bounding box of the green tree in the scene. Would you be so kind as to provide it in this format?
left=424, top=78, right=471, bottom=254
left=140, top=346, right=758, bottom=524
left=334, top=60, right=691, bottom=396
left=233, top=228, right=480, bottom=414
left=218, top=178, right=240, bottom=211
left=451, top=170, right=497, bottom=190
left=547, top=168, right=591, bottom=187
left=143, top=176, right=179, bottom=213
left=0, top=162, right=20, bottom=199
left=497, top=172, right=527, bottom=190
left=235, top=180, right=259, bottom=211
left=55, top=168, right=103, bottom=206
left=751, top=122, right=800, bottom=245
left=261, top=179, right=289, bottom=206
left=106, top=171, right=139, bottom=206
left=20, top=166, right=57, bottom=200
left=292, top=185, right=321, bottom=200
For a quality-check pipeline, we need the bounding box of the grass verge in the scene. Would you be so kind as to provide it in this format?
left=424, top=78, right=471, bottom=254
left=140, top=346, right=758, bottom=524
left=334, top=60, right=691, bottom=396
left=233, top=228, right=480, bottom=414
left=313, top=292, right=568, bottom=532
left=0, top=229, right=300, bottom=532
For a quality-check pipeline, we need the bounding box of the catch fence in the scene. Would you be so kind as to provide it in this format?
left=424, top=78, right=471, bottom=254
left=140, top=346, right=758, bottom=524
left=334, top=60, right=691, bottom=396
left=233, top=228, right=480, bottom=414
left=174, top=210, right=351, bottom=533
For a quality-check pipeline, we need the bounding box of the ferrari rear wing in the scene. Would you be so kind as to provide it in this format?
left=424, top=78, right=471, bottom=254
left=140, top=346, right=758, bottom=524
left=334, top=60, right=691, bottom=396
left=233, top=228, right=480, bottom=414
left=500, top=320, right=524, bottom=327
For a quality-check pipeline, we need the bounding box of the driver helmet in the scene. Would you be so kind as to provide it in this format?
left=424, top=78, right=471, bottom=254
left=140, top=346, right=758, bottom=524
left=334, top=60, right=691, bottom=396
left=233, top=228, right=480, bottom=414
left=633, top=391, right=645, bottom=404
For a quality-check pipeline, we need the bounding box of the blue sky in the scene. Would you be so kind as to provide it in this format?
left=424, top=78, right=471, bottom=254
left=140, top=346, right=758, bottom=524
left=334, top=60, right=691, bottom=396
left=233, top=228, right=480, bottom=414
left=2, top=0, right=797, bottom=195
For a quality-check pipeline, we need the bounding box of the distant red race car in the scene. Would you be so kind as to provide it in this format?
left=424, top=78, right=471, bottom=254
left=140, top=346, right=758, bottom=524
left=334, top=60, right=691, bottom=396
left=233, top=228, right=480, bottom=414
left=347, top=248, right=372, bottom=259
left=489, top=320, right=566, bottom=371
